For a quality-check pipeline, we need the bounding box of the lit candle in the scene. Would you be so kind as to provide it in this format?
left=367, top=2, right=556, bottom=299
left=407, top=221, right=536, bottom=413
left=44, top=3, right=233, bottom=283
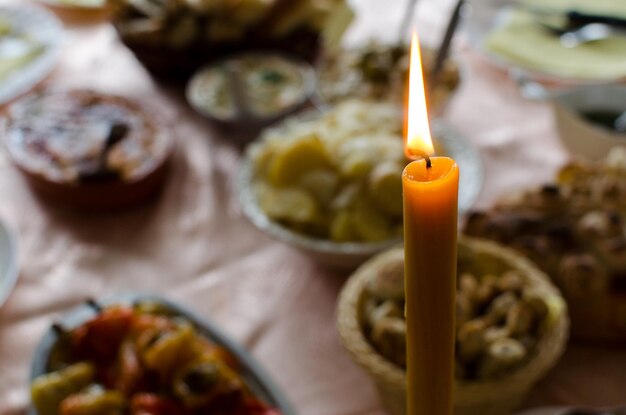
left=403, top=32, right=459, bottom=415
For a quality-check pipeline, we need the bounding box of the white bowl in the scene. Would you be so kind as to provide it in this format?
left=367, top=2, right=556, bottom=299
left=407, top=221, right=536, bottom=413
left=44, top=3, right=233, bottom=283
left=0, top=218, right=19, bottom=308
left=237, top=157, right=401, bottom=269
left=237, top=120, right=483, bottom=270
left=552, top=84, right=626, bottom=160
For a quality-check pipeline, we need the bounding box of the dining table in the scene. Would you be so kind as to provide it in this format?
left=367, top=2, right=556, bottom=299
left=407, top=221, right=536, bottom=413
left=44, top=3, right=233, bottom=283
left=1, top=0, right=625, bottom=414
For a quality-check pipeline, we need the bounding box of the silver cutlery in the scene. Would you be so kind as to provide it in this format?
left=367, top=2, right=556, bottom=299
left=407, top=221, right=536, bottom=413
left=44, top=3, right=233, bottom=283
left=430, top=0, right=466, bottom=89
left=540, top=22, right=626, bottom=48
left=519, top=5, right=626, bottom=29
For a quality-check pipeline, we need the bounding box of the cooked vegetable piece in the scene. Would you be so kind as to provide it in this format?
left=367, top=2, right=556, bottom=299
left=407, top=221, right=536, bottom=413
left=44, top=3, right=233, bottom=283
left=59, top=390, right=125, bottom=415
left=130, top=393, right=187, bottom=415
left=116, top=340, right=143, bottom=395
left=141, top=322, right=198, bottom=378
left=266, top=134, right=331, bottom=186
left=71, top=306, right=134, bottom=362
left=31, top=362, right=95, bottom=415
left=173, top=356, right=243, bottom=408
left=368, top=162, right=403, bottom=216
left=258, top=185, right=319, bottom=224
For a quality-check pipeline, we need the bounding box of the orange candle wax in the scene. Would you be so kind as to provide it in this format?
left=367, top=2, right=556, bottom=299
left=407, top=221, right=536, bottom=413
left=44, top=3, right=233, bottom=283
left=403, top=31, right=459, bottom=415
left=403, top=157, right=458, bottom=415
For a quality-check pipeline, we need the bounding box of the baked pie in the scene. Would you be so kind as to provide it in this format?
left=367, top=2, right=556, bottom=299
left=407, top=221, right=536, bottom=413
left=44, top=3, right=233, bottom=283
left=3, top=89, right=174, bottom=210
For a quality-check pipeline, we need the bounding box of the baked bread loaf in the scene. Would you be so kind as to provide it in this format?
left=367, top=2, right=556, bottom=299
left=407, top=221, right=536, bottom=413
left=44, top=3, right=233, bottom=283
left=464, top=148, right=626, bottom=341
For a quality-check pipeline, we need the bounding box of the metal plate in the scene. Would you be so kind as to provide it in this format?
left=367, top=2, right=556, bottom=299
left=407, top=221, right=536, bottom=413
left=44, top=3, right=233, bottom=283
left=464, top=0, right=626, bottom=85
left=0, top=5, right=63, bottom=105
left=28, top=294, right=298, bottom=415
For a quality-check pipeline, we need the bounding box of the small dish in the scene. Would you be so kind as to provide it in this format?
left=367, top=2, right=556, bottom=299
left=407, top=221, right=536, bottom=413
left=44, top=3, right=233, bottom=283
left=238, top=111, right=483, bottom=269
left=552, top=84, right=626, bottom=160
left=0, top=5, right=63, bottom=105
left=187, top=52, right=317, bottom=134
left=3, top=89, right=175, bottom=211
left=28, top=293, right=296, bottom=415
left=0, top=218, right=19, bottom=308
left=317, top=42, right=462, bottom=116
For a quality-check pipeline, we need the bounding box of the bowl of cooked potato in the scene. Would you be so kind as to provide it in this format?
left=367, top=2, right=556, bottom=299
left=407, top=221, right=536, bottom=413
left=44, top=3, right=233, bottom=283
left=238, top=99, right=482, bottom=269
left=238, top=100, right=403, bottom=268
left=336, top=236, right=569, bottom=415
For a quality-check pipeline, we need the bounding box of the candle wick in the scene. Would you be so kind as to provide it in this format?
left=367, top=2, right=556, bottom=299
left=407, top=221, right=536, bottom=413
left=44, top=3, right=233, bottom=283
left=425, top=156, right=432, bottom=169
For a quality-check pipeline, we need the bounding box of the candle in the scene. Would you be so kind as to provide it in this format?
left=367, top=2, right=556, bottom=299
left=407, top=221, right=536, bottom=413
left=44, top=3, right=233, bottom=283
left=403, top=32, right=459, bottom=415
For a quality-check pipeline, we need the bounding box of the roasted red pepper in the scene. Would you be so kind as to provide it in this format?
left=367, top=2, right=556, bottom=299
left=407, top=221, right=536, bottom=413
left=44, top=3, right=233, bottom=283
left=71, top=306, right=134, bottom=363
left=130, top=393, right=188, bottom=415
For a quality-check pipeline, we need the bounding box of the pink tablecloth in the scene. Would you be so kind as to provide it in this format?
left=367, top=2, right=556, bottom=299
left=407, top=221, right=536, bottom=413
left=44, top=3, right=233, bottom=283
left=1, top=1, right=626, bottom=414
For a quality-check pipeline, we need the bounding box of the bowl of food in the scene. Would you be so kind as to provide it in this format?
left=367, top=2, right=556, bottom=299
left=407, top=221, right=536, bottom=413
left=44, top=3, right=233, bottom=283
left=108, top=0, right=353, bottom=81
left=2, top=89, right=174, bottom=211
left=464, top=147, right=626, bottom=342
left=317, top=42, right=462, bottom=115
left=551, top=84, right=626, bottom=160
left=186, top=52, right=317, bottom=134
left=238, top=100, right=483, bottom=269
left=337, top=236, right=568, bottom=415
left=29, top=294, right=295, bottom=415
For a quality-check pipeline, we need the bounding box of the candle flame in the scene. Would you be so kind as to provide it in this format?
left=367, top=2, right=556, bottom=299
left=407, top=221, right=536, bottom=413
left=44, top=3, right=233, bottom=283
left=406, top=31, right=434, bottom=159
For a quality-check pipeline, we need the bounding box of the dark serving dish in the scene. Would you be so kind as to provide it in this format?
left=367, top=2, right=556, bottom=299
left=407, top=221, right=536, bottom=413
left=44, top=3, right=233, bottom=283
left=28, top=293, right=297, bottom=415
left=3, top=89, right=175, bottom=211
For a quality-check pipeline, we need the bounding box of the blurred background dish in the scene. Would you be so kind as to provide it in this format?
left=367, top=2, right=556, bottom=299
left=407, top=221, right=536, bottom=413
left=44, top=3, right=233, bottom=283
left=337, top=237, right=568, bottom=415
left=108, top=0, right=354, bottom=81
left=0, top=5, right=63, bottom=105
left=186, top=52, right=317, bottom=131
left=37, top=0, right=106, bottom=10
left=0, top=218, right=19, bottom=309
left=464, top=148, right=626, bottom=342
left=318, top=42, right=461, bottom=115
left=465, top=0, right=626, bottom=84
left=517, top=406, right=626, bottom=415
left=28, top=294, right=297, bottom=415
left=2, top=89, right=174, bottom=211
left=238, top=101, right=483, bottom=268
left=551, top=84, right=626, bottom=160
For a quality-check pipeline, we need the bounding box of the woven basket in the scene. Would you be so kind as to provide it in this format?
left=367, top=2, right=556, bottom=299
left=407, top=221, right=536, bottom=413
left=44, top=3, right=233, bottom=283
left=337, top=236, right=569, bottom=415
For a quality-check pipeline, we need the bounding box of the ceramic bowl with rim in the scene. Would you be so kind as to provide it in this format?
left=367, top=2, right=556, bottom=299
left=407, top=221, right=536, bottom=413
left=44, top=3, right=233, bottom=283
left=237, top=119, right=483, bottom=269
left=186, top=52, right=318, bottom=142
left=28, top=293, right=297, bottom=415
left=2, top=89, right=175, bottom=211
left=552, top=84, right=626, bottom=160
left=0, top=218, right=19, bottom=308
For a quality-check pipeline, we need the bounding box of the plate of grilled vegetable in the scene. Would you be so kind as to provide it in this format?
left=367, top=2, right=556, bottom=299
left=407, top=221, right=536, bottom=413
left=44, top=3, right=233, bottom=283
left=28, top=294, right=295, bottom=415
